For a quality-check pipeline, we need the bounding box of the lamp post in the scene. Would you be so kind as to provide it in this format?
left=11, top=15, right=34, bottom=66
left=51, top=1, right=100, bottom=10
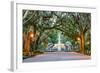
left=29, top=31, right=34, bottom=42
left=29, top=31, right=34, bottom=56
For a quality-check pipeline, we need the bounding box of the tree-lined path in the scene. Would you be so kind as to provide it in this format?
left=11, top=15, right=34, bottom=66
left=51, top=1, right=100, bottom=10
left=23, top=10, right=91, bottom=62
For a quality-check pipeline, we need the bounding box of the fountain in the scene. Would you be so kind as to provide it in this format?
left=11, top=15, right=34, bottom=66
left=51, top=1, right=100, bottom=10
left=58, top=32, right=61, bottom=51
left=50, top=32, right=66, bottom=52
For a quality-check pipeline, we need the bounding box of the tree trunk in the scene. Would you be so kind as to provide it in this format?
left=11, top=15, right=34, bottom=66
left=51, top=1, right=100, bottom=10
left=80, top=32, right=85, bottom=54
left=34, top=32, right=41, bottom=50
left=35, top=35, right=41, bottom=50
left=24, top=36, right=30, bottom=56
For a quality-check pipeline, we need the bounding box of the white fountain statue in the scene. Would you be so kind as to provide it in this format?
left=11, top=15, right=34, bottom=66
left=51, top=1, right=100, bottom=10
left=51, top=32, right=66, bottom=52
left=58, top=32, right=61, bottom=51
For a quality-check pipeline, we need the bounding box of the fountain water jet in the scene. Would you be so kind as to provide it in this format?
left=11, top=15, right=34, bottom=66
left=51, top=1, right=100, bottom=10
left=58, top=32, right=61, bottom=51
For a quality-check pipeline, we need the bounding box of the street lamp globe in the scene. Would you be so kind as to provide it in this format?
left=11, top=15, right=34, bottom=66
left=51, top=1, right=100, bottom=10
left=77, top=37, right=80, bottom=41
left=30, top=32, right=34, bottom=38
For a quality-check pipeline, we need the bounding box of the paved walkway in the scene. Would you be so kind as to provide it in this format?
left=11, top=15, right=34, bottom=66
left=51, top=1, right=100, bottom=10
left=23, top=52, right=90, bottom=62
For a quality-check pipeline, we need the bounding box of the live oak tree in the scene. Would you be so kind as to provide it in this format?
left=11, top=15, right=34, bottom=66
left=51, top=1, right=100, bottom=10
left=61, top=12, right=91, bottom=54
left=23, top=10, right=64, bottom=52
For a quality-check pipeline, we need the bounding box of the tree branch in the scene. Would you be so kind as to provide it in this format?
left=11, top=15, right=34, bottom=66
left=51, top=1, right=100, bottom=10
left=23, top=12, right=35, bottom=25
left=23, top=10, right=29, bottom=19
